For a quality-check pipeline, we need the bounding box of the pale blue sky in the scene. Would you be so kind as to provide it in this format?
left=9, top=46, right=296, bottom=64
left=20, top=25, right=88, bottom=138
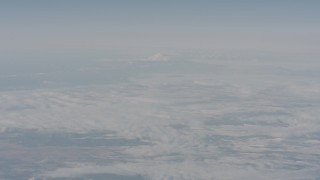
left=1, top=0, right=319, bottom=55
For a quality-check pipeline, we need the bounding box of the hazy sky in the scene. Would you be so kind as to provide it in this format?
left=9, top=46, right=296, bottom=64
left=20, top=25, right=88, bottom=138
left=1, top=0, right=320, bottom=54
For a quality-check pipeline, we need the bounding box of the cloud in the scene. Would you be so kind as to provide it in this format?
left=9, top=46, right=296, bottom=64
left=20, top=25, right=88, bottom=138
left=1, top=52, right=320, bottom=179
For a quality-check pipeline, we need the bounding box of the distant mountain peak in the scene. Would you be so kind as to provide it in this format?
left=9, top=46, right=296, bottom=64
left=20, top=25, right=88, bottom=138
left=144, top=53, right=169, bottom=61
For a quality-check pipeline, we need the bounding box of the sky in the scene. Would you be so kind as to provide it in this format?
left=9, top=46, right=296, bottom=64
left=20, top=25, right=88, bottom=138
left=1, top=0, right=320, bottom=55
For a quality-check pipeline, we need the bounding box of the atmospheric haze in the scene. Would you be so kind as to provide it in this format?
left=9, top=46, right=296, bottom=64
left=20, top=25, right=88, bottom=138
left=0, top=1, right=320, bottom=180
